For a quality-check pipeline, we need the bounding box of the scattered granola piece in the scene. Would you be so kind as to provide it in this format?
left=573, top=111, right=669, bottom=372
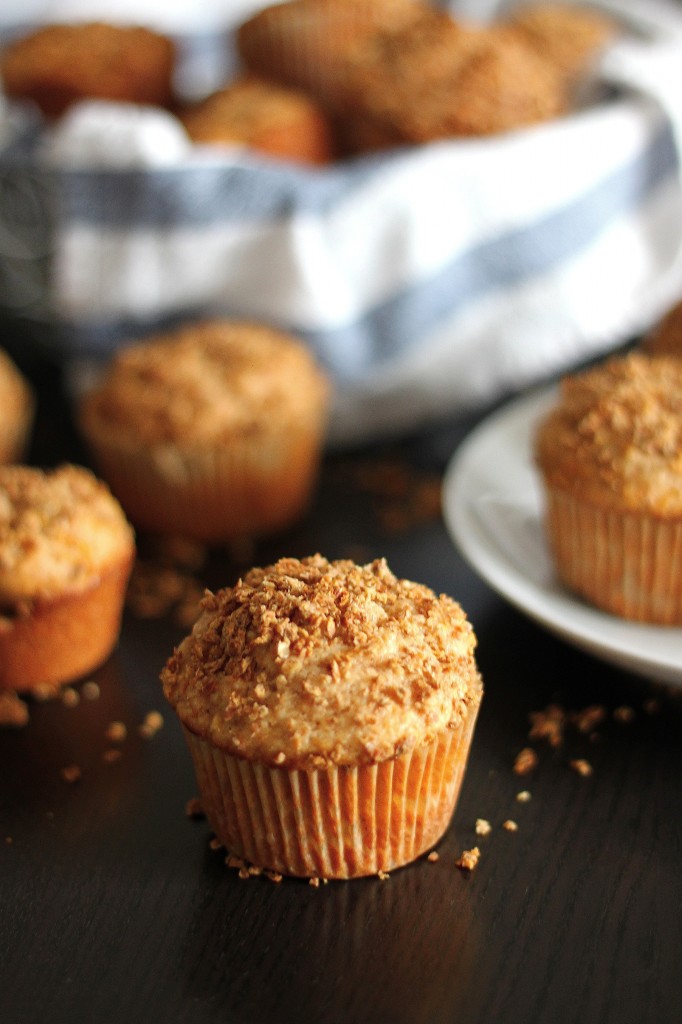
left=377, top=870, right=390, bottom=880
left=185, top=797, right=205, bottom=818
left=82, top=681, right=100, bottom=701
left=265, top=870, right=283, bottom=883
left=309, top=876, right=320, bottom=887
left=613, top=705, right=634, bottom=723
left=456, top=847, right=480, bottom=872
left=138, top=710, right=164, bottom=739
left=105, top=720, right=127, bottom=743
left=643, top=698, right=660, bottom=715
left=248, top=865, right=262, bottom=876
left=102, top=748, right=122, bottom=764
left=60, top=764, right=82, bottom=784
left=226, top=854, right=245, bottom=870
left=0, top=691, right=29, bottom=728
left=513, top=747, right=538, bottom=775
left=502, top=820, right=519, bottom=832
left=209, top=837, right=222, bottom=851
left=570, top=758, right=593, bottom=777
left=529, top=704, right=566, bottom=746
left=238, top=867, right=251, bottom=880
left=61, top=687, right=80, bottom=708
left=427, top=851, right=440, bottom=862
left=572, top=704, right=606, bottom=734
left=475, top=818, right=492, bottom=837
left=516, top=790, right=532, bottom=803
left=32, top=683, right=58, bottom=702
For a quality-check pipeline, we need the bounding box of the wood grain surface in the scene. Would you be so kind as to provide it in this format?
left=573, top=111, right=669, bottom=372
left=1, top=361, right=680, bottom=1024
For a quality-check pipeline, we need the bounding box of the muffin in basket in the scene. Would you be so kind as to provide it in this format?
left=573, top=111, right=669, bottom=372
left=0, top=464, right=135, bottom=694
left=161, top=554, right=483, bottom=879
left=335, top=9, right=566, bottom=153
left=181, top=76, right=336, bottom=166
left=535, top=352, right=682, bottom=624
left=0, top=21, right=176, bottom=119
left=0, top=349, right=34, bottom=465
left=79, top=320, right=330, bottom=543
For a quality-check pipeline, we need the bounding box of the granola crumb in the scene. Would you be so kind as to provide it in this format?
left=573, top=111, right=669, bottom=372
left=613, top=705, right=634, bottom=723
left=185, top=797, right=205, bottom=819
left=427, top=851, right=439, bottom=862
left=475, top=818, right=492, bottom=837
left=60, top=764, right=82, bottom=784
left=529, top=704, right=565, bottom=747
left=61, top=687, right=80, bottom=708
left=138, top=710, right=164, bottom=739
left=238, top=867, right=251, bottom=880
left=456, top=846, right=480, bottom=872
left=309, top=876, right=320, bottom=887
left=226, top=854, right=245, bottom=870
left=570, top=758, right=593, bottom=777
left=32, top=683, right=58, bottom=703
left=377, top=870, right=390, bottom=880
left=265, top=870, right=283, bottom=883
left=105, top=720, right=127, bottom=743
left=209, top=837, right=222, bottom=851
left=0, top=691, right=29, bottom=728
left=82, top=681, right=100, bottom=701
left=513, top=747, right=538, bottom=775
left=643, top=698, right=660, bottom=715
left=502, top=819, right=519, bottom=832
left=248, top=864, right=262, bottom=876
left=572, top=704, right=606, bottom=734
left=516, top=790, right=532, bottom=803
left=102, top=748, right=122, bottom=764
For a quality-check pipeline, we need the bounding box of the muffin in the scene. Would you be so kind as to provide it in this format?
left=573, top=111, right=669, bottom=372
left=79, top=320, right=330, bottom=543
left=336, top=11, right=566, bottom=153
left=181, top=76, right=336, bottom=166
left=236, top=0, right=422, bottom=109
left=506, top=3, right=619, bottom=88
left=643, top=297, right=682, bottom=357
left=535, top=353, right=682, bottom=624
left=161, top=555, right=483, bottom=879
left=0, top=22, right=176, bottom=119
left=0, top=464, right=135, bottom=693
left=0, top=350, right=34, bottom=465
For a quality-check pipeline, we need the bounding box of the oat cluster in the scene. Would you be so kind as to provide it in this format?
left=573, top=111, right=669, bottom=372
left=162, top=554, right=482, bottom=769
left=535, top=353, right=682, bottom=514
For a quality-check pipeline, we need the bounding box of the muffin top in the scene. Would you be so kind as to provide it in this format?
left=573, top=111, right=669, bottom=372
left=0, top=464, right=135, bottom=606
left=162, top=554, right=482, bottom=769
left=506, top=2, right=618, bottom=82
left=80, top=320, right=330, bottom=448
left=535, top=353, right=682, bottom=515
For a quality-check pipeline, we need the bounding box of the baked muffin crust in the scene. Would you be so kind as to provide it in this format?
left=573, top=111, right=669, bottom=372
left=0, top=464, right=134, bottom=606
left=535, top=354, right=682, bottom=516
left=81, top=320, right=329, bottom=448
left=162, top=555, right=482, bottom=769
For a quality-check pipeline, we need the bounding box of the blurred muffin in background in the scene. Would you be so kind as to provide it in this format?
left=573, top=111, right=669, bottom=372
left=505, top=3, right=619, bottom=90
left=643, top=297, right=682, bottom=357
left=0, top=350, right=34, bottom=465
left=0, top=464, right=134, bottom=693
left=0, top=22, right=177, bottom=119
left=535, top=352, right=682, bottom=624
left=335, top=10, right=566, bottom=153
left=79, top=320, right=330, bottom=543
left=236, top=0, right=423, bottom=109
left=181, top=76, right=336, bottom=166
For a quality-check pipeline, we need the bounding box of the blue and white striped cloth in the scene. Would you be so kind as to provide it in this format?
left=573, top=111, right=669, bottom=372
left=1, top=0, right=682, bottom=442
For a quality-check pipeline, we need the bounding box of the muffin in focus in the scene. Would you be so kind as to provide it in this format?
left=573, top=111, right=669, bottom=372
left=535, top=353, right=682, bottom=624
left=335, top=11, right=566, bottom=153
left=79, top=320, right=330, bottom=543
left=0, top=22, right=176, bottom=119
left=0, top=464, right=135, bottom=693
left=181, top=76, right=336, bottom=166
left=0, top=350, right=34, bottom=465
left=161, top=555, right=483, bottom=879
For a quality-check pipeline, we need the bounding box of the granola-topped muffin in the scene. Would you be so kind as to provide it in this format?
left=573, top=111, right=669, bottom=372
left=0, top=464, right=135, bottom=692
left=535, top=353, right=682, bottom=623
left=79, top=320, right=330, bottom=542
left=161, top=554, right=483, bottom=878
left=0, top=350, right=33, bottom=465
left=0, top=22, right=176, bottom=119
left=336, top=11, right=566, bottom=153
left=181, top=76, right=336, bottom=166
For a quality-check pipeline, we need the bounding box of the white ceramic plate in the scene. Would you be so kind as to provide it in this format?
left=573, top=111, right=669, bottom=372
left=442, top=385, right=682, bottom=685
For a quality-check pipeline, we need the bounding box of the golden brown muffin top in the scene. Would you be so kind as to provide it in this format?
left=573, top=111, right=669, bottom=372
left=535, top=353, right=682, bottom=515
left=506, top=2, right=618, bottom=82
left=0, top=464, right=134, bottom=606
left=80, top=320, right=330, bottom=448
left=161, top=555, right=482, bottom=769
left=339, top=12, right=565, bottom=145
left=181, top=76, right=335, bottom=165
left=0, top=350, right=32, bottom=430
left=1, top=21, right=176, bottom=116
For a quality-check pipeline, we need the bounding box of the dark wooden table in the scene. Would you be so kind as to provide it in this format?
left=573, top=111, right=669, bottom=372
left=1, top=359, right=680, bottom=1024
